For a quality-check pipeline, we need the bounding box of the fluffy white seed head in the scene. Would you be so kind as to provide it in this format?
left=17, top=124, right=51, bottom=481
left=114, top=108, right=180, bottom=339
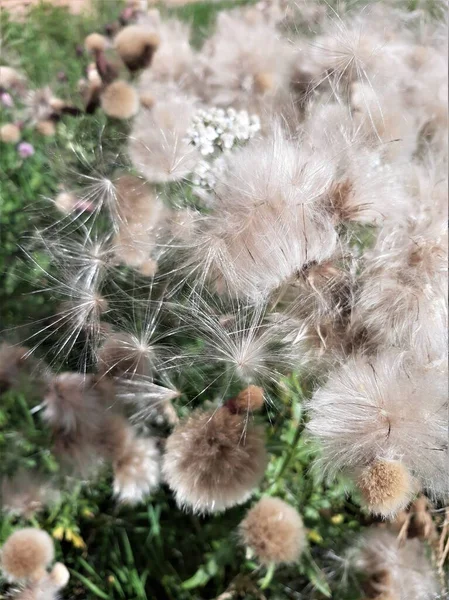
left=128, top=95, right=200, bottom=183
left=197, top=11, right=295, bottom=118
left=111, top=174, right=165, bottom=270
left=137, top=18, right=195, bottom=93
left=188, top=125, right=338, bottom=299
left=43, top=373, right=113, bottom=472
left=1, top=472, right=60, bottom=519
left=49, top=562, right=70, bottom=589
left=112, top=428, right=161, bottom=504
left=174, top=291, right=309, bottom=387
left=307, top=353, right=449, bottom=500
left=353, top=213, right=448, bottom=359
left=0, top=65, right=27, bottom=92
left=352, top=530, right=440, bottom=600
left=96, top=332, right=155, bottom=377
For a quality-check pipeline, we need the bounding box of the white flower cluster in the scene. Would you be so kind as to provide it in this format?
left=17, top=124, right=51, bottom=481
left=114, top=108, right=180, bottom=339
left=185, top=107, right=261, bottom=157
left=190, top=156, right=227, bottom=191
left=186, top=107, right=260, bottom=197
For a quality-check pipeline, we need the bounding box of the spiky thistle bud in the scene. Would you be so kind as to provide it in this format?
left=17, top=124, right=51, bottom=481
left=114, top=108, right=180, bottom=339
left=239, top=497, right=306, bottom=565
left=0, top=528, right=54, bottom=581
left=162, top=405, right=267, bottom=513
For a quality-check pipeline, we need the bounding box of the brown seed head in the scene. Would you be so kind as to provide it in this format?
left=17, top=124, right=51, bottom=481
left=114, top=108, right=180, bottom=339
left=229, top=385, right=265, bottom=413
left=114, top=26, right=160, bottom=71
left=239, top=497, right=306, bottom=565
left=1, top=528, right=54, bottom=580
left=358, top=460, right=413, bottom=517
left=100, top=81, right=139, bottom=119
left=84, top=33, right=108, bottom=53
left=1, top=123, right=21, bottom=144
left=162, top=407, right=267, bottom=513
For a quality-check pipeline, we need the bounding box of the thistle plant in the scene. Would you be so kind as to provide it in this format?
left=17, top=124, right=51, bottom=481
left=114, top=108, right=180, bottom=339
left=0, top=1, right=447, bottom=599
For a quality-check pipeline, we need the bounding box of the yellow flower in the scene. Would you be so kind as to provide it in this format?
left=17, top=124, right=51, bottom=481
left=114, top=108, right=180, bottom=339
left=52, top=526, right=65, bottom=540
left=331, top=514, right=344, bottom=525
left=65, top=529, right=86, bottom=549
left=307, top=530, right=323, bottom=544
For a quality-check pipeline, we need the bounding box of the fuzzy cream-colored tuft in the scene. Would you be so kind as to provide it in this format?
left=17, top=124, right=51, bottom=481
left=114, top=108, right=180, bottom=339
left=139, top=91, right=155, bottom=109
left=354, top=530, right=440, bottom=599
left=49, top=562, right=70, bottom=588
left=231, top=385, right=265, bottom=413
left=54, top=192, right=78, bottom=214
left=96, top=331, right=154, bottom=377
left=239, top=497, right=306, bottom=565
left=254, top=71, right=274, bottom=93
left=128, top=94, right=199, bottom=183
left=1, top=472, right=59, bottom=519
left=84, top=32, right=108, bottom=53
left=111, top=174, right=165, bottom=270
left=35, top=120, right=56, bottom=136
left=100, top=81, right=139, bottom=119
left=357, top=460, right=414, bottom=517
left=162, top=407, right=267, bottom=513
left=0, top=528, right=54, bottom=580
left=112, top=429, right=161, bottom=504
left=0, top=123, right=21, bottom=143
left=0, top=66, right=26, bottom=92
left=114, top=25, right=160, bottom=71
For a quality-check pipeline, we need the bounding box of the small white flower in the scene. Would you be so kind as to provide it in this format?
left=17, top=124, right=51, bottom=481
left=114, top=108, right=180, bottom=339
left=184, top=105, right=261, bottom=197
left=221, top=133, right=235, bottom=149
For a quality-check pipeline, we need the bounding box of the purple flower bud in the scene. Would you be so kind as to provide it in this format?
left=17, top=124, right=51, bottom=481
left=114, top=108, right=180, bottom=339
left=18, top=142, right=35, bottom=158
left=1, top=92, right=14, bottom=108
